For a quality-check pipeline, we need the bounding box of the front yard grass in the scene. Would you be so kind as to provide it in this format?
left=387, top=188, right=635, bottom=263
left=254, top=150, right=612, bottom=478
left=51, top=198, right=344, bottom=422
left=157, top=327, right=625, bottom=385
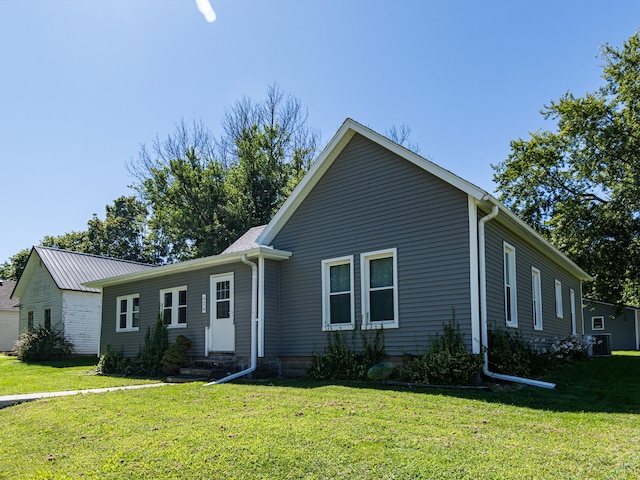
left=0, top=354, right=159, bottom=395
left=0, top=352, right=639, bottom=479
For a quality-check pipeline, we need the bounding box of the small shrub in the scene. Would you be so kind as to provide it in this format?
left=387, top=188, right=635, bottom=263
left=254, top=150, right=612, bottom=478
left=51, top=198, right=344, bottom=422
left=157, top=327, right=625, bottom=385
left=97, top=316, right=169, bottom=378
left=162, top=335, right=193, bottom=375
left=15, top=326, right=74, bottom=362
left=488, top=328, right=538, bottom=377
left=399, top=312, right=482, bottom=385
left=307, top=330, right=386, bottom=381
left=133, top=316, right=169, bottom=377
left=97, top=344, right=130, bottom=375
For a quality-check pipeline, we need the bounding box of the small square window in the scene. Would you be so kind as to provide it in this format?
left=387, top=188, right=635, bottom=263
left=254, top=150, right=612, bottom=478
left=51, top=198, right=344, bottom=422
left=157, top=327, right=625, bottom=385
left=592, top=316, right=605, bottom=330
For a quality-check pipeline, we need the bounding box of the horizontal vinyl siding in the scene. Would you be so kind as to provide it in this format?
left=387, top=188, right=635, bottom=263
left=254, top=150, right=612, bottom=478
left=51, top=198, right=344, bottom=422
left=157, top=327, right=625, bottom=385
left=18, top=261, right=64, bottom=333
left=485, top=219, right=584, bottom=341
left=272, top=133, right=473, bottom=356
left=100, top=262, right=253, bottom=357
left=583, top=301, right=638, bottom=350
left=263, top=260, right=280, bottom=357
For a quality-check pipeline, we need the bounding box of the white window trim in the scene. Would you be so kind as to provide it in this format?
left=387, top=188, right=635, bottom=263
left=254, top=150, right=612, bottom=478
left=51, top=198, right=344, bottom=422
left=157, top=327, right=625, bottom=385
left=555, top=279, right=564, bottom=318
left=592, top=315, right=605, bottom=331
left=160, top=286, right=188, bottom=329
left=503, top=242, right=518, bottom=328
left=570, top=288, right=577, bottom=335
left=116, top=294, right=140, bottom=332
left=361, top=248, right=399, bottom=330
left=532, top=267, right=543, bottom=331
left=321, top=255, right=355, bottom=331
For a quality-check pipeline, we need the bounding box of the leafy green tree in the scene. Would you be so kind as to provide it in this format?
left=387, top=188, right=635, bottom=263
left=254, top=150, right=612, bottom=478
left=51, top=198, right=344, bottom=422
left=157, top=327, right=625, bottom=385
left=0, top=248, right=30, bottom=281
left=131, top=84, right=318, bottom=261
left=85, top=196, right=154, bottom=263
left=493, top=32, right=640, bottom=305
left=140, top=147, right=230, bottom=261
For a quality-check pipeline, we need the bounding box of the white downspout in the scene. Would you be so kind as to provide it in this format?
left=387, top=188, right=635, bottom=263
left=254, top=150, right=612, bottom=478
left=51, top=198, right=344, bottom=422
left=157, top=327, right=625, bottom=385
left=478, top=198, right=556, bottom=389
left=205, top=255, right=258, bottom=385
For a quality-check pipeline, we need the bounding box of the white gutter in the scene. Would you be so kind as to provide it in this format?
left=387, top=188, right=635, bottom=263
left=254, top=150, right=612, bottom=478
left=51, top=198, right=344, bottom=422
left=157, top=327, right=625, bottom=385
left=478, top=197, right=556, bottom=389
left=205, top=255, right=258, bottom=385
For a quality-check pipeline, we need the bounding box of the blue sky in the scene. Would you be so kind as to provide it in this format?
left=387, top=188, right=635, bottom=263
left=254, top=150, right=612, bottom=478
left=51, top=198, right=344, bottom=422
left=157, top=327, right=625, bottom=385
left=1, top=1, right=639, bottom=263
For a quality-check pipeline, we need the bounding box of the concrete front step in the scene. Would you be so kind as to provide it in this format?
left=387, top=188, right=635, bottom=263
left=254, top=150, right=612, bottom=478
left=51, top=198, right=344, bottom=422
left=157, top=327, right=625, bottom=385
left=180, top=356, right=240, bottom=379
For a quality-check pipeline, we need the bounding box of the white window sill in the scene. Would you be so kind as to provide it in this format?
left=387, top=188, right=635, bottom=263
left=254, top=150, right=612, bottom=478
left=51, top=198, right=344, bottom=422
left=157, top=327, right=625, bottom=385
left=322, top=324, right=355, bottom=332
left=167, top=324, right=188, bottom=329
left=361, top=322, right=398, bottom=330
left=116, top=328, right=140, bottom=333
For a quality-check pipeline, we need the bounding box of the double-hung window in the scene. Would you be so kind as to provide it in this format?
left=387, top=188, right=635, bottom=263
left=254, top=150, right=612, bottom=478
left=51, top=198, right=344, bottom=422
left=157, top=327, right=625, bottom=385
left=160, top=286, right=188, bottom=328
left=27, top=310, right=34, bottom=330
left=321, top=256, right=354, bottom=331
left=361, top=248, right=399, bottom=329
left=503, top=243, right=518, bottom=327
left=532, top=267, right=543, bottom=331
left=116, top=294, right=140, bottom=332
left=555, top=279, right=563, bottom=318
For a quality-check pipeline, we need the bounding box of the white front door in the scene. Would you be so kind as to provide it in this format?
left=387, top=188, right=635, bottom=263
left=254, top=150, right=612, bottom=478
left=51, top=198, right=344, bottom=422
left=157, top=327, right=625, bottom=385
left=210, top=273, right=235, bottom=352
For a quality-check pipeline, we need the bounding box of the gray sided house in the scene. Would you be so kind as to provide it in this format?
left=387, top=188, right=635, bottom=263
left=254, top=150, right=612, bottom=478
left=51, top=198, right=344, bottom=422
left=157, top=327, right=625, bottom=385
left=583, top=299, right=639, bottom=352
left=11, top=247, right=153, bottom=355
left=87, top=119, right=592, bottom=377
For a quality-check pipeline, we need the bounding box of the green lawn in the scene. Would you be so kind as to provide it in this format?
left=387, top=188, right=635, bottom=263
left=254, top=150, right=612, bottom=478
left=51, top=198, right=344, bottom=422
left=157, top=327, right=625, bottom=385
left=0, top=354, right=159, bottom=395
left=0, top=353, right=639, bottom=479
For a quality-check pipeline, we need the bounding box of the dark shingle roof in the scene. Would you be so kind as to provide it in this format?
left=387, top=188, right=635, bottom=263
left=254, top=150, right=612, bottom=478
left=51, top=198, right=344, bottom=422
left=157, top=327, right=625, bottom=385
left=0, top=280, right=18, bottom=310
left=33, top=246, right=155, bottom=293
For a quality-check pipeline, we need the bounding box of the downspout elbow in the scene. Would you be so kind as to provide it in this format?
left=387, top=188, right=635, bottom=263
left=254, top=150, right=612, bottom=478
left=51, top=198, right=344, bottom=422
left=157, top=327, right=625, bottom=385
left=478, top=200, right=555, bottom=390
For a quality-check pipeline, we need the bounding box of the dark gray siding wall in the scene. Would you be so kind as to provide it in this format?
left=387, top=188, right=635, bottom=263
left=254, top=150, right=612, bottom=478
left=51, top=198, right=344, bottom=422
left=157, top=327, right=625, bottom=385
left=485, top=219, right=584, bottom=341
left=263, top=260, right=281, bottom=357
left=100, top=262, right=253, bottom=357
left=270, top=133, right=473, bottom=356
left=583, top=301, right=638, bottom=350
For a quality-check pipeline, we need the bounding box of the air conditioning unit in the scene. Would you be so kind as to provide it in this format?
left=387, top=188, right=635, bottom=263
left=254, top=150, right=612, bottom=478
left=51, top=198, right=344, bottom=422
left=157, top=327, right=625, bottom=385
left=588, top=334, right=612, bottom=356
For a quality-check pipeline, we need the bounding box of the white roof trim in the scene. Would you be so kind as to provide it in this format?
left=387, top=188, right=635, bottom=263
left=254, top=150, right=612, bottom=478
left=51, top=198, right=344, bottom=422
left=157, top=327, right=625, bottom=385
left=258, top=118, right=488, bottom=245
left=83, top=247, right=292, bottom=289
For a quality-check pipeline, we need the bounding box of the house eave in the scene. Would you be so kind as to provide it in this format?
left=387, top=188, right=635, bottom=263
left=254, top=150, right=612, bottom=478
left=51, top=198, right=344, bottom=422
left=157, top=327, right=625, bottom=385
left=482, top=196, right=593, bottom=282
left=83, top=247, right=292, bottom=289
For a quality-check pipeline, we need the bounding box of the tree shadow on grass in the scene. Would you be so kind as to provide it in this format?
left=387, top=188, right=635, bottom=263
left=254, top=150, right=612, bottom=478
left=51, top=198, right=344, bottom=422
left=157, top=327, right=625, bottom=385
left=246, top=353, right=640, bottom=415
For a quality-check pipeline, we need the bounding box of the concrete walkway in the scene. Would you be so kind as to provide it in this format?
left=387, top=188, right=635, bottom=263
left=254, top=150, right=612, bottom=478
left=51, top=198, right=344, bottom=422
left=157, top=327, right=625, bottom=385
left=0, top=383, right=171, bottom=409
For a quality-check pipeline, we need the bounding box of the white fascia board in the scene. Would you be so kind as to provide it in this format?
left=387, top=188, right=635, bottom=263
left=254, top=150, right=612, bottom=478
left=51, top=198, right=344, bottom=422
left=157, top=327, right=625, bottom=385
left=258, top=118, right=489, bottom=245
left=83, top=247, right=292, bottom=289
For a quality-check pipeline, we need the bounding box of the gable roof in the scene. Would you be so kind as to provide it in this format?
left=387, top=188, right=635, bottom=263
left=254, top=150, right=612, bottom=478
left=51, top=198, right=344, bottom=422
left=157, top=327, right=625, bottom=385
left=257, top=118, right=591, bottom=281
left=0, top=280, right=18, bottom=311
left=258, top=118, right=489, bottom=245
left=11, top=247, right=155, bottom=299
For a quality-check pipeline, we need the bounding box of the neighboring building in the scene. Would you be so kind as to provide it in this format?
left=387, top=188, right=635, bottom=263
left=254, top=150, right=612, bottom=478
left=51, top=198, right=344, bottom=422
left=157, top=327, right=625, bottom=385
left=86, top=119, right=592, bottom=377
left=11, top=247, right=154, bottom=355
left=0, top=280, right=19, bottom=352
left=583, top=299, right=639, bottom=352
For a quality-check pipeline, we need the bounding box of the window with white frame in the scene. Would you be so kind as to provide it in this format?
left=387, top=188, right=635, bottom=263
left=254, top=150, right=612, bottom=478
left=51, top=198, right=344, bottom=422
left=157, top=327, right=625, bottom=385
left=116, top=294, right=140, bottom=332
left=555, top=279, right=563, bottom=318
left=592, top=316, right=605, bottom=330
left=531, top=267, right=543, bottom=331
left=321, top=256, right=355, bottom=331
left=160, top=286, right=188, bottom=328
left=27, top=310, right=34, bottom=330
left=570, top=289, right=577, bottom=335
left=361, top=248, right=399, bottom=329
left=503, top=243, right=518, bottom=327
